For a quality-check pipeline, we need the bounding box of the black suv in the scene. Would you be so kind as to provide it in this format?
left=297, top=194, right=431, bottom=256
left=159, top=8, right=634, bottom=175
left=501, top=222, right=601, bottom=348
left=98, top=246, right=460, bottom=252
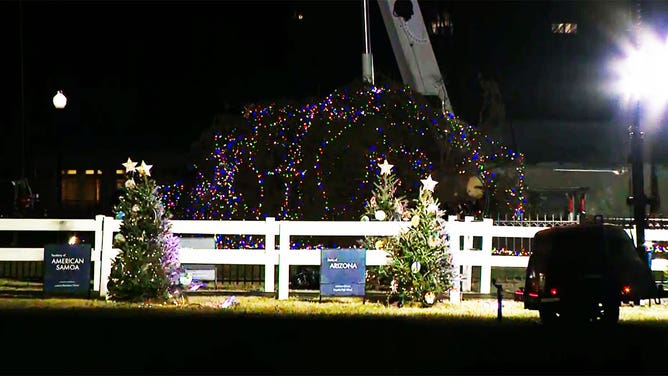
left=524, top=223, right=660, bottom=324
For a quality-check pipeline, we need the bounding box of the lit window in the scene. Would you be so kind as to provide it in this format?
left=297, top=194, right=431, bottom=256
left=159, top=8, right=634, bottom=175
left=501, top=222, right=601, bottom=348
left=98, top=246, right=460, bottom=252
left=85, top=170, right=95, bottom=175
left=61, top=173, right=102, bottom=208
left=430, top=11, right=453, bottom=36
left=116, top=169, right=125, bottom=175
left=552, top=23, right=577, bottom=34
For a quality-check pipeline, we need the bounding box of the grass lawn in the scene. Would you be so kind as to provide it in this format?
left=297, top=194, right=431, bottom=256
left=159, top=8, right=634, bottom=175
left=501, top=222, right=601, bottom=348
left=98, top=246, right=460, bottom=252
left=1, top=284, right=668, bottom=374
left=0, top=289, right=667, bottom=323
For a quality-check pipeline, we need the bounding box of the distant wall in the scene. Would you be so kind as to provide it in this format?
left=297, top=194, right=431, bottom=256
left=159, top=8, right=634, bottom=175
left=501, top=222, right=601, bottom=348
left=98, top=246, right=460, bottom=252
left=524, top=163, right=668, bottom=218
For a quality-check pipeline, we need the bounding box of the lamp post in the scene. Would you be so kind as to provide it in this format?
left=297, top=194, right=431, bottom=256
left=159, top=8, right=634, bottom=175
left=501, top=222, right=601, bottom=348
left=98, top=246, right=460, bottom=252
left=628, top=104, right=649, bottom=266
left=617, top=13, right=668, bottom=268
left=53, top=90, right=67, bottom=214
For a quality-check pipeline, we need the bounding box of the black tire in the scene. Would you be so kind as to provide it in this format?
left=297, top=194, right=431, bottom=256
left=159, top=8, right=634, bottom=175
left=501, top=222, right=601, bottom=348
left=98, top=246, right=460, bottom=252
left=600, top=299, right=620, bottom=324
left=539, top=307, right=559, bottom=324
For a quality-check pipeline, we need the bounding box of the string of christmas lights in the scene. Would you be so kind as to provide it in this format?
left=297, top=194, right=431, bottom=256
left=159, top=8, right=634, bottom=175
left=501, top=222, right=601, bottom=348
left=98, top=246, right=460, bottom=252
left=162, top=83, right=527, bottom=248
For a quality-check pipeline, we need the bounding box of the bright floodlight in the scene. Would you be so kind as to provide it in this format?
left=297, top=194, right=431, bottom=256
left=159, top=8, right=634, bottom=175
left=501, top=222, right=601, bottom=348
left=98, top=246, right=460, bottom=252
left=614, top=31, right=668, bottom=105
left=53, top=90, right=67, bottom=109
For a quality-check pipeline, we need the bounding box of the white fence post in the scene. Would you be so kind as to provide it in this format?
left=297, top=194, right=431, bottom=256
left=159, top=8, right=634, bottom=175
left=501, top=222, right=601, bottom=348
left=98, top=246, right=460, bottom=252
left=479, top=218, right=494, bottom=294
left=278, top=221, right=291, bottom=300
left=264, top=217, right=278, bottom=293
left=463, top=217, right=475, bottom=292
left=447, top=216, right=466, bottom=291
left=99, top=216, right=118, bottom=298
left=92, top=215, right=105, bottom=292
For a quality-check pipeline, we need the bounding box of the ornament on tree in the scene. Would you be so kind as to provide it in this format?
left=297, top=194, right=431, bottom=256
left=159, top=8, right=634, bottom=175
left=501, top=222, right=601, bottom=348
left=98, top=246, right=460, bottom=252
left=411, top=261, right=421, bottom=273
left=428, top=235, right=440, bottom=248
left=179, top=271, right=193, bottom=287
left=114, top=233, right=126, bottom=244
left=424, top=291, right=436, bottom=306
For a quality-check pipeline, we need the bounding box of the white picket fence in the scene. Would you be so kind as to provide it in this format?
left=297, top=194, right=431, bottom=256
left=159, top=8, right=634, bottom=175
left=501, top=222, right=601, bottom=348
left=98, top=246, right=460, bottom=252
left=2, top=215, right=668, bottom=300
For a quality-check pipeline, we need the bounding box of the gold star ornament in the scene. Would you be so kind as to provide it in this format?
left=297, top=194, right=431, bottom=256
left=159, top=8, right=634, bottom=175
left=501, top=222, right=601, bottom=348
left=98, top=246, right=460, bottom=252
left=137, top=160, right=153, bottom=177
left=421, top=175, right=438, bottom=192
left=378, top=159, right=394, bottom=175
left=122, top=157, right=137, bottom=173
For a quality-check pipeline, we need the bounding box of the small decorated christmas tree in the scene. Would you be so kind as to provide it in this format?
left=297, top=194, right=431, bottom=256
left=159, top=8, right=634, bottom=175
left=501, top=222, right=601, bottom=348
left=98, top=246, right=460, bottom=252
left=360, top=159, right=408, bottom=289
left=378, top=175, right=455, bottom=306
left=107, top=157, right=181, bottom=302
left=360, top=159, right=407, bottom=223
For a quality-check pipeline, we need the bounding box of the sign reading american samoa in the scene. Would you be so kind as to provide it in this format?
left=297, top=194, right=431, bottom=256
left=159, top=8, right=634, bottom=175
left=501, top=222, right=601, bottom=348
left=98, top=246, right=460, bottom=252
left=320, top=248, right=366, bottom=297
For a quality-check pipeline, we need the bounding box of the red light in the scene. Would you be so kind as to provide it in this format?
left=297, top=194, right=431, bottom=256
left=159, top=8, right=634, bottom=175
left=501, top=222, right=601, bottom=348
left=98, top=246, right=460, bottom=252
left=528, top=292, right=539, bottom=298
left=550, top=288, right=558, bottom=296
left=623, top=285, right=631, bottom=294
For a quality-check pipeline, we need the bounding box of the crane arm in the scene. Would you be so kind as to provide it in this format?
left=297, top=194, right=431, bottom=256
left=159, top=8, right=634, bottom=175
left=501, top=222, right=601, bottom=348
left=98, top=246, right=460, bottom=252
left=377, top=0, right=453, bottom=114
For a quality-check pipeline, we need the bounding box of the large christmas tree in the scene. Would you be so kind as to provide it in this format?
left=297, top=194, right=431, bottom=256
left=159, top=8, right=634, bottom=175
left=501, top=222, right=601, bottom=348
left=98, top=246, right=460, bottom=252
left=107, top=158, right=181, bottom=302
left=164, top=79, right=526, bottom=231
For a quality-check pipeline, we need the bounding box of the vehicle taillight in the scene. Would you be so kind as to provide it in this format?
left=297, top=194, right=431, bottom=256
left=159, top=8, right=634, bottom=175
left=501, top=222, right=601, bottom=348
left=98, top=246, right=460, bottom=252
left=550, top=288, right=558, bottom=296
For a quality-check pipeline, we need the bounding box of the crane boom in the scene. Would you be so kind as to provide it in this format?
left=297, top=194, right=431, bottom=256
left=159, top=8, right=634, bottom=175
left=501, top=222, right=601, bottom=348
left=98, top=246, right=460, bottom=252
left=377, top=0, right=453, bottom=114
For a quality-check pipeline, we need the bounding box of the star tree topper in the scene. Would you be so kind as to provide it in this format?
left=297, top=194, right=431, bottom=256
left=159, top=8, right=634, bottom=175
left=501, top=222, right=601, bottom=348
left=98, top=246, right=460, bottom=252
left=421, top=175, right=438, bottom=192
left=137, top=160, right=153, bottom=177
left=379, top=159, right=394, bottom=175
left=122, top=157, right=137, bottom=173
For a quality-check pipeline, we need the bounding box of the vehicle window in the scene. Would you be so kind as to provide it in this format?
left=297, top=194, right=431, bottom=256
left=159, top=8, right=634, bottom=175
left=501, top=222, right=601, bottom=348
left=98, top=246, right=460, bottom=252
left=604, top=228, right=639, bottom=262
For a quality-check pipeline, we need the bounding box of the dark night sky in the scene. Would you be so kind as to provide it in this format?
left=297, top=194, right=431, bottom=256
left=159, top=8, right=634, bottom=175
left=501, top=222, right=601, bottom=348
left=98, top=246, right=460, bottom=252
left=0, top=1, right=386, bottom=156
left=3, top=0, right=668, bottom=177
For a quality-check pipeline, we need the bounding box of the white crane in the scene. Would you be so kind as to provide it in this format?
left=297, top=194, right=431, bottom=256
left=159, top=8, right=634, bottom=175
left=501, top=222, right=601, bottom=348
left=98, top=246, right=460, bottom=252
left=363, top=0, right=454, bottom=115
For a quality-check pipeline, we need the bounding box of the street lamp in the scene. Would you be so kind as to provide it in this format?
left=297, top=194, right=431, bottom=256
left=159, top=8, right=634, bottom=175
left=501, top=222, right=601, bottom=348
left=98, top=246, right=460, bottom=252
left=53, top=90, right=67, bottom=215
left=53, top=90, right=67, bottom=109
left=614, top=28, right=668, bottom=267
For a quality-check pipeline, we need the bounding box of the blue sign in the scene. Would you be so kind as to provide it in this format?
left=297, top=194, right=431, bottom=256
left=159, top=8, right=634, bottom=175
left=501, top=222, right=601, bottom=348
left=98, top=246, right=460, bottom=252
left=44, top=244, right=91, bottom=298
left=320, top=248, right=366, bottom=296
